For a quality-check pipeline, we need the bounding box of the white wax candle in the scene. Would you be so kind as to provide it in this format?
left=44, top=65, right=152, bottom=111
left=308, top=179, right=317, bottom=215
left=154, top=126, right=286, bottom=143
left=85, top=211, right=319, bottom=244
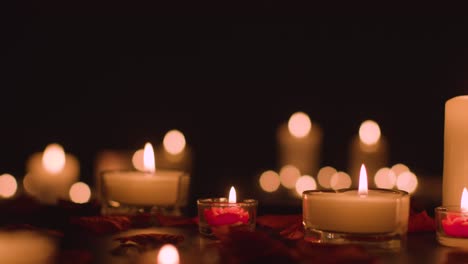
left=303, top=189, right=409, bottom=233
left=25, top=143, right=79, bottom=204
left=277, top=112, right=322, bottom=176
left=348, top=120, right=388, bottom=187
left=443, top=95, right=468, bottom=206
left=102, top=170, right=189, bottom=206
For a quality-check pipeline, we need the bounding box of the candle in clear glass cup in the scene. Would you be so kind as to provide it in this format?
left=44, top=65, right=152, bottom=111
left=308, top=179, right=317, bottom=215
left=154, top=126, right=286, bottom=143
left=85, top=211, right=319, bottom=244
left=25, top=143, right=79, bottom=204
left=277, top=112, right=322, bottom=176
left=348, top=120, right=388, bottom=188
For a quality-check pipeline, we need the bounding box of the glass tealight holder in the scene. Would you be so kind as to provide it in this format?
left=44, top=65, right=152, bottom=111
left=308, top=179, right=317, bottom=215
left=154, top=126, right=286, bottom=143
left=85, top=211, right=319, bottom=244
left=302, top=189, right=410, bottom=250
left=197, top=198, right=258, bottom=238
left=100, top=169, right=190, bottom=217
left=435, top=206, right=468, bottom=248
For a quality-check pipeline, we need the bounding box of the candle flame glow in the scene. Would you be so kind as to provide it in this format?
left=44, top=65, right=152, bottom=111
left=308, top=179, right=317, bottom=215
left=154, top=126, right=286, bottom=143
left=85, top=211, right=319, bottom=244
left=288, top=112, right=312, bottom=138
left=163, top=129, right=186, bottom=155
left=359, top=120, right=381, bottom=145
left=0, top=174, right=17, bottom=198
left=259, top=170, right=280, bottom=192
left=42, top=143, right=66, bottom=174
left=461, top=188, right=468, bottom=211
left=229, top=186, right=236, bottom=203
left=143, top=142, right=156, bottom=173
left=358, top=164, right=368, bottom=196
left=69, top=182, right=91, bottom=204
left=157, top=244, right=180, bottom=264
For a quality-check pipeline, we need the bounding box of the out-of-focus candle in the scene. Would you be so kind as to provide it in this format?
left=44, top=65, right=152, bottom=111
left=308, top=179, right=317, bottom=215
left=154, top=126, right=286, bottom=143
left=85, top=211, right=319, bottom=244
left=25, top=143, right=79, bottom=204
left=94, top=149, right=134, bottom=199
left=101, top=142, right=190, bottom=214
left=157, top=244, right=180, bottom=264
left=277, top=112, right=322, bottom=176
left=443, top=95, right=468, bottom=207
left=348, top=120, right=388, bottom=188
left=0, top=231, right=57, bottom=264
left=155, top=129, right=193, bottom=173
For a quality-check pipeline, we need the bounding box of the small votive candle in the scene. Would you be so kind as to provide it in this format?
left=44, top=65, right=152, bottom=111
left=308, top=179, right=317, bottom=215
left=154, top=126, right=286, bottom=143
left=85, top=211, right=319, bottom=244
left=436, top=188, right=468, bottom=248
left=302, top=165, right=410, bottom=249
left=197, top=186, right=257, bottom=238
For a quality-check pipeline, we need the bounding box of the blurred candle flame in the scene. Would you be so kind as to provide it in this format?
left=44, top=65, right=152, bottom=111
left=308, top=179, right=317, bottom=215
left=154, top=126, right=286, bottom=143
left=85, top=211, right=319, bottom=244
left=462, top=188, right=468, bottom=211
left=0, top=174, right=17, bottom=198
left=42, top=143, right=66, bottom=174
left=143, top=142, right=155, bottom=173
left=163, top=130, right=186, bottom=155
left=288, top=112, right=311, bottom=138
left=295, top=175, right=317, bottom=196
left=359, top=120, right=381, bottom=145
left=69, top=182, right=91, bottom=204
left=259, top=170, right=280, bottom=192
left=358, top=164, right=368, bottom=196
left=157, top=244, right=180, bottom=264
left=229, top=186, right=236, bottom=203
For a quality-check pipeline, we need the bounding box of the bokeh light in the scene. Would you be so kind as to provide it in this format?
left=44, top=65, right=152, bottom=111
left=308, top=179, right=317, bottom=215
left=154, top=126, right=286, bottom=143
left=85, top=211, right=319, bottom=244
left=157, top=244, right=180, bottom=264
left=330, top=171, right=352, bottom=190
left=317, top=166, right=337, bottom=189
left=42, top=143, right=66, bottom=174
left=279, top=165, right=301, bottom=189
left=69, top=182, right=91, bottom=204
left=396, top=171, right=418, bottom=194
left=288, top=112, right=311, bottom=138
left=374, top=167, right=397, bottom=189
left=358, top=120, right=381, bottom=145
left=0, top=174, right=17, bottom=198
left=259, top=170, right=280, bottom=192
left=132, top=148, right=145, bottom=171
left=163, top=129, right=186, bottom=155
left=295, top=175, right=317, bottom=196
left=391, top=163, right=410, bottom=177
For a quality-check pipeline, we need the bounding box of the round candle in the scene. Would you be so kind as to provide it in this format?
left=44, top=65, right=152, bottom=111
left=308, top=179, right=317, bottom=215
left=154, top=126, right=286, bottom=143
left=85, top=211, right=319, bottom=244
left=348, top=120, right=388, bottom=187
left=203, top=187, right=250, bottom=226
left=303, top=165, right=409, bottom=234
left=443, top=95, right=468, bottom=206
left=25, top=143, right=79, bottom=204
left=101, top=142, right=189, bottom=207
left=277, top=112, right=322, bottom=176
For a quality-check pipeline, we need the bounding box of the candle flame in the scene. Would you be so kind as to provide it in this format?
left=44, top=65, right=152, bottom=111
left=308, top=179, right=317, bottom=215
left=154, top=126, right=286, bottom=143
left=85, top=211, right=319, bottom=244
left=163, top=129, right=186, bottom=155
left=359, top=120, right=381, bottom=145
left=358, top=164, right=368, bottom=196
left=461, top=188, right=468, bottom=211
left=157, top=244, right=180, bottom=264
left=228, top=186, right=236, bottom=203
left=288, top=112, right=312, bottom=138
left=42, top=143, right=66, bottom=174
left=143, top=142, right=156, bottom=173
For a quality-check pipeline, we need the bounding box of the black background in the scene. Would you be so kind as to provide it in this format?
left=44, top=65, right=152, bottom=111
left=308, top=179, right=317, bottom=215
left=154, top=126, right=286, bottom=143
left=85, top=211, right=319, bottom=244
left=3, top=4, right=468, bottom=213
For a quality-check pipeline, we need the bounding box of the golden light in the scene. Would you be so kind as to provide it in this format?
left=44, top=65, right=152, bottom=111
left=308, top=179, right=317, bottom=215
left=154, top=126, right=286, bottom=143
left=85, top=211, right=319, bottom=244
left=42, top=143, right=66, bottom=174
left=374, top=167, right=397, bottom=189
left=358, top=120, right=381, bottom=145
left=0, top=174, right=17, bottom=198
left=330, top=171, right=352, bottom=190
left=358, top=164, right=368, bottom=196
left=69, top=182, right=91, bottom=204
left=390, top=163, right=410, bottom=177
left=163, top=130, right=186, bottom=155
left=279, top=165, right=301, bottom=189
left=143, top=142, right=156, bottom=173
left=287, top=112, right=312, bottom=138
left=132, top=148, right=145, bottom=171
left=461, top=188, right=468, bottom=211
left=259, top=170, right=280, bottom=192
left=317, top=166, right=337, bottom=189
left=396, top=171, right=418, bottom=194
left=22, top=174, right=36, bottom=196
left=157, top=244, right=180, bottom=264
left=295, top=175, right=317, bottom=196
left=228, top=186, right=236, bottom=203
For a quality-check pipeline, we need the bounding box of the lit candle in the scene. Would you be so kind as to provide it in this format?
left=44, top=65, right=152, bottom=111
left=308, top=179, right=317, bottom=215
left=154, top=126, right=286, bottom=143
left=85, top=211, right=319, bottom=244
left=157, top=244, right=180, bottom=264
left=348, top=120, right=388, bottom=188
left=100, top=142, right=190, bottom=214
left=25, top=143, right=79, bottom=204
left=440, top=188, right=468, bottom=238
left=277, top=112, right=322, bottom=176
left=443, top=95, right=468, bottom=206
left=303, top=165, right=409, bottom=239
left=197, top=186, right=258, bottom=237
left=94, top=149, right=134, bottom=199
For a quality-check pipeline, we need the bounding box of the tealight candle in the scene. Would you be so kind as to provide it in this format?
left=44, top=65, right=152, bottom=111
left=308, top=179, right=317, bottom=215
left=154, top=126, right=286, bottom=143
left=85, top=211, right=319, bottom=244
left=100, top=142, right=190, bottom=215
left=277, top=112, right=322, bottom=176
left=302, top=164, right=409, bottom=249
left=197, top=186, right=258, bottom=238
left=25, top=143, right=79, bottom=204
left=348, top=120, right=388, bottom=187
left=436, top=188, right=468, bottom=247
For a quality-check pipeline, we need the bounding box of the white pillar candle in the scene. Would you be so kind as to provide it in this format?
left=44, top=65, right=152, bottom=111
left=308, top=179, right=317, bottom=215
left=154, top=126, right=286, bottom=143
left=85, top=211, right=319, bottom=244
left=443, top=95, right=468, bottom=206
left=277, top=112, right=322, bottom=176
left=348, top=120, right=388, bottom=188
left=94, top=149, right=134, bottom=199
left=25, top=143, right=79, bottom=204
left=303, top=165, right=409, bottom=234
